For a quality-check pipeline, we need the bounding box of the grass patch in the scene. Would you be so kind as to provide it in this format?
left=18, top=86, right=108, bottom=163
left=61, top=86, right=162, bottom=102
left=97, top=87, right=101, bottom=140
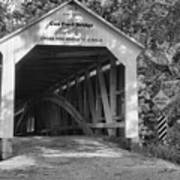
left=104, top=136, right=180, bottom=165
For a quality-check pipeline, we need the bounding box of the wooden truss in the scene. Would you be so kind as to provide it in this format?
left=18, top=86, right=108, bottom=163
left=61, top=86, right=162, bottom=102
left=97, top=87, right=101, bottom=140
left=15, top=59, right=125, bottom=136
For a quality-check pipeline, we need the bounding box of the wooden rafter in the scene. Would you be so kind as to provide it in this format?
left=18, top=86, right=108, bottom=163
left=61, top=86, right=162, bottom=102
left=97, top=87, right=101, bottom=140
left=88, top=122, right=124, bottom=128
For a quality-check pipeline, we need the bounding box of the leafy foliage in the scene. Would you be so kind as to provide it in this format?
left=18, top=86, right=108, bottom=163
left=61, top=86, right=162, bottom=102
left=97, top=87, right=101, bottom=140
left=139, top=142, right=180, bottom=164
left=0, top=0, right=180, bottom=51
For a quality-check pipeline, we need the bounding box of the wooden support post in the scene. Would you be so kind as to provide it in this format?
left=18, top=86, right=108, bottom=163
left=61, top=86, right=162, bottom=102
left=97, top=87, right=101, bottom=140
left=110, top=60, right=117, bottom=136
left=70, top=85, right=77, bottom=134
left=83, top=77, right=89, bottom=121
left=95, top=74, right=102, bottom=135
left=65, top=82, right=71, bottom=127
left=61, top=90, right=66, bottom=131
left=85, top=71, right=97, bottom=124
left=75, top=76, right=82, bottom=112
left=110, top=60, right=117, bottom=119
left=125, top=63, right=139, bottom=142
left=95, top=75, right=100, bottom=119
left=0, top=46, right=15, bottom=159
left=97, top=65, right=113, bottom=136
left=15, top=103, right=28, bottom=134
left=34, top=101, right=45, bottom=133
left=79, top=81, right=83, bottom=114
left=0, top=139, right=13, bottom=160
left=68, top=86, right=73, bottom=128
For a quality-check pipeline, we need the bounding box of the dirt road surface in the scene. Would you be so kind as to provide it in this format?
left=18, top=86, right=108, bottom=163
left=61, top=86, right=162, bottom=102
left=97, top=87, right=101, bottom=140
left=0, top=136, right=180, bottom=180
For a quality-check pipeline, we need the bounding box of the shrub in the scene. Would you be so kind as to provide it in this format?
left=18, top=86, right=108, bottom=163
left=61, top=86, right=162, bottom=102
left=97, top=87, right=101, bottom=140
left=144, top=143, right=180, bottom=164
left=167, top=123, right=180, bottom=149
left=105, top=132, right=180, bottom=165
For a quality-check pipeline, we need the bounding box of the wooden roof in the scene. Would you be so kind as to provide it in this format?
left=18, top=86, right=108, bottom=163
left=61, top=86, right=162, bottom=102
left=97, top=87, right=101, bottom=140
left=0, top=0, right=144, bottom=49
left=15, top=45, right=116, bottom=103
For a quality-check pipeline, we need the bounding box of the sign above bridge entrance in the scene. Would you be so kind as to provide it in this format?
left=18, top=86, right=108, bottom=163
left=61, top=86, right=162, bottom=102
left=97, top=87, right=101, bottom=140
left=40, top=4, right=103, bottom=45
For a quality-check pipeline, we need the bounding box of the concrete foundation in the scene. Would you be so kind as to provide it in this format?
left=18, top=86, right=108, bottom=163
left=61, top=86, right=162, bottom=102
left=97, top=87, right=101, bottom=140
left=0, top=138, right=13, bottom=160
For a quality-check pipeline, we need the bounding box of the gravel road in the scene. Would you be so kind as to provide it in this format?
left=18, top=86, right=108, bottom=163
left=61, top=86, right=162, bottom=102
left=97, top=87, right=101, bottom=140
left=0, top=136, right=180, bottom=180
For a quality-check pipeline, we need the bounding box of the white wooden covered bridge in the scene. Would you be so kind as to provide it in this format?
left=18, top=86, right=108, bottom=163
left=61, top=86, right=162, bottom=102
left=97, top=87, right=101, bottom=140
left=0, top=0, right=143, bottom=159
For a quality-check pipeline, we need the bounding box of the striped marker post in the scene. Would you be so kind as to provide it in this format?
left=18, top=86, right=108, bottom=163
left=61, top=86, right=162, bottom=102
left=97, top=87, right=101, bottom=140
left=157, top=115, right=168, bottom=143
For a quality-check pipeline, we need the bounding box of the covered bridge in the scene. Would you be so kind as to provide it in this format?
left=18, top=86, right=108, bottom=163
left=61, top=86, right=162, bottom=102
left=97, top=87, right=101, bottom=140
left=0, top=0, right=143, bottom=159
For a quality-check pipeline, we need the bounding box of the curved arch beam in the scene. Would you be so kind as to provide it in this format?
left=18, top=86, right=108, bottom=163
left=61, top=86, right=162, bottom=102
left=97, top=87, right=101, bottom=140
left=41, top=94, right=93, bottom=135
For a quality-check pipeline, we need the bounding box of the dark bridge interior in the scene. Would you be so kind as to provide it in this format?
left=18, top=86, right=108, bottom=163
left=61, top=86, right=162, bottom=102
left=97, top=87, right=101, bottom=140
left=15, top=45, right=125, bottom=136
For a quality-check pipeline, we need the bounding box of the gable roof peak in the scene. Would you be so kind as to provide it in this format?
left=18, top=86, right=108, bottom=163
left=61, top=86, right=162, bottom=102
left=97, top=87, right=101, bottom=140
left=0, top=0, right=144, bottom=49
